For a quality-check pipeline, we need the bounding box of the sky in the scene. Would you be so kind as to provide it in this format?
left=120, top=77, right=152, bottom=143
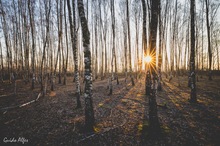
left=0, top=0, right=220, bottom=71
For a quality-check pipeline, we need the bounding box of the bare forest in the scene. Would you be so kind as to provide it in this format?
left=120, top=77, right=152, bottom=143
left=0, top=0, right=220, bottom=145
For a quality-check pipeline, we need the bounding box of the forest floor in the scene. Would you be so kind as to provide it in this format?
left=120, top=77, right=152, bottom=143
left=0, top=74, right=220, bottom=146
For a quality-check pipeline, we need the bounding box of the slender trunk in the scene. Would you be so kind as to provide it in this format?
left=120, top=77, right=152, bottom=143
left=18, top=1, right=24, bottom=71
left=148, top=0, right=159, bottom=131
left=103, top=11, right=108, bottom=75
left=202, top=10, right=204, bottom=72
left=0, top=0, right=12, bottom=83
left=111, top=0, right=116, bottom=74
left=126, top=0, right=132, bottom=72
left=28, top=0, right=35, bottom=90
left=109, top=0, right=115, bottom=95
left=141, top=0, right=147, bottom=61
left=141, top=0, right=150, bottom=94
left=59, top=0, right=63, bottom=84
left=127, top=0, right=134, bottom=86
left=215, top=36, right=219, bottom=70
left=123, top=22, right=128, bottom=82
left=158, top=0, right=162, bottom=91
left=63, top=0, right=68, bottom=85
left=67, top=0, right=81, bottom=108
left=23, top=3, right=29, bottom=83
left=54, top=0, right=61, bottom=85
left=205, top=0, right=212, bottom=80
left=98, top=1, right=104, bottom=79
left=78, top=0, right=94, bottom=131
left=50, top=36, right=54, bottom=91
left=0, top=42, right=3, bottom=82
left=163, top=0, right=169, bottom=74
left=135, top=11, right=139, bottom=72
left=41, top=0, right=51, bottom=96
left=94, top=14, right=98, bottom=80
left=104, top=34, right=107, bottom=75
left=13, top=0, right=18, bottom=71
left=190, top=0, right=197, bottom=102
left=195, top=16, right=199, bottom=72
left=171, top=0, right=177, bottom=74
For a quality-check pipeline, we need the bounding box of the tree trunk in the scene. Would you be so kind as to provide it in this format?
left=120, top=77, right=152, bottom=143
left=99, top=1, right=104, bottom=80
left=148, top=0, right=159, bottom=132
left=123, top=22, right=128, bottom=83
left=94, top=11, right=98, bottom=80
left=77, top=0, right=95, bottom=132
left=23, top=6, right=29, bottom=84
left=109, top=0, right=116, bottom=95
left=63, top=0, right=69, bottom=85
left=189, top=0, right=197, bottom=102
left=0, top=0, right=12, bottom=83
left=67, top=0, right=81, bottom=108
left=28, top=0, right=35, bottom=90
left=59, top=0, right=63, bottom=84
left=18, top=1, right=24, bottom=71
left=141, top=0, right=150, bottom=94
left=205, top=0, right=212, bottom=80
left=127, top=0, right=134, bottom=86
left=41, top=0, right=51, bottom=96
left=0, top=42, right=4, bottom=82
left=158, top=0, right=162, bottom=91
left=216, top=37, right=219, bottom=71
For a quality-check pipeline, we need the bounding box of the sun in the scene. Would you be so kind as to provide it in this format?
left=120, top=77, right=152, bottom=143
left=144, top=56, right=152, bottom=63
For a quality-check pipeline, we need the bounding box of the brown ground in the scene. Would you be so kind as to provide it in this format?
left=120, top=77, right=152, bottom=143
left=0, top=74, right=220, bottom=146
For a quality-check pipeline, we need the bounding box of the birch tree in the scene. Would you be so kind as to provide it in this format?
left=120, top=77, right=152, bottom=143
left=141, top=0, right=151, bottom=95
left=67, top=0, right=81, bottom=108
left=63, top=0, right=69, bottom=85
left=205, top=0, right=212, bottom=80
left=190, top=0, right=196, bottom=102
left=41, top=0, right=51, bottom=96
left=148, top=0, right=160, bottom=132
left=78, top=0, right=95, bottom=132
left=0, top=42, right=3, bottom=82
left=28, top=0, right=35, bottom=90
left=109, top=0, right=116, bottom=95
left=126, top=0, right=134, bottom=86
left=0, top=0, right=12, bottom=82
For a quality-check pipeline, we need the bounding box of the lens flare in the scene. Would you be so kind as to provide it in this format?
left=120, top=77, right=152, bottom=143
left=144, top=56, right=152, bottom=63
